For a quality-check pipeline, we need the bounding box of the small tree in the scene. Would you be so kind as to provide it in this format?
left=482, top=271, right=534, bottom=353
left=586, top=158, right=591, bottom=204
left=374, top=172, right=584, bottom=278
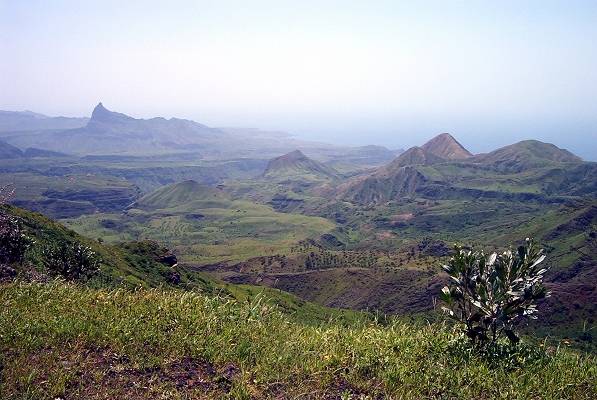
left=439, top=239, right=550, bottom=345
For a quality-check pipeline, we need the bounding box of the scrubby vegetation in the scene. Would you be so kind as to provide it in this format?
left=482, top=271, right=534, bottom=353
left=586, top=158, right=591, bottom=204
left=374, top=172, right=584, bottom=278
left=440, top=239, right=550, bottom=345
left=1, top=282, right=595, bottom=399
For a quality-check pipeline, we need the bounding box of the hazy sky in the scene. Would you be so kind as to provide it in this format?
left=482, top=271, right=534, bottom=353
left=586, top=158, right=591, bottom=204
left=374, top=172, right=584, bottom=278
left=1, top=0, right=596, bottom=159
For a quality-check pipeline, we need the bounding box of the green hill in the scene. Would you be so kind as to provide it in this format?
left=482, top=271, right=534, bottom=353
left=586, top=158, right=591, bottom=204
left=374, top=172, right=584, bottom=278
left=132, top=180, right=229, bottom=210
left=475, top=140, right=583, bottom=172
left=263, top=150, right=339, bottom=181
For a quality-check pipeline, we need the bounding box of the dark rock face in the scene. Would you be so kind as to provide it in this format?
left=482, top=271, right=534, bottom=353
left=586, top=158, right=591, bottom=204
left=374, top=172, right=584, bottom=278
left=89, top=102, right=134, bottom=125
left=159, top=253, right=178, bottom=267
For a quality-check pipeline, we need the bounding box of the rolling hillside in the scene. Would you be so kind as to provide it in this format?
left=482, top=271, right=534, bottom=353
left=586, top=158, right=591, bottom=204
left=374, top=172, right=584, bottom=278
left=65, top=180, right=336, bottom=264
left=474, top=140, right=583, bottom=172
left=132, top=180, right=229, bottom=210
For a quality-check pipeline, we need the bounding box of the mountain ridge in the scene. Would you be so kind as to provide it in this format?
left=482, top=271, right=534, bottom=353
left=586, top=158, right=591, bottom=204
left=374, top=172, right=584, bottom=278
left=0, top=104, right=392, bottom=161
left=333, top=135, right=589, bottom=205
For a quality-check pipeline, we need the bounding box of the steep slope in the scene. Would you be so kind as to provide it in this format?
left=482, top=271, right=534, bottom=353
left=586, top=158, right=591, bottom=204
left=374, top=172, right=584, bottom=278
left=0, top=140, right=23, bottom=159
left=475, top=140, right=582, bottom=172
left=421, top=133, right=473, bottom=159
left=263, top=150, right=339, bottom=181
left=385, top=146, right=445, bottom=169
left=336, top=166, right=430, bottom=204
left=131, top=180, right=228, bottom=210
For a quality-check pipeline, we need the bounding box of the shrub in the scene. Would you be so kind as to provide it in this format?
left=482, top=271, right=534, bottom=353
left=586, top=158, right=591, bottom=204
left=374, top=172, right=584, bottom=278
left=41, top=240, right=101, bottom=280
left=0, top=212, right=33, bottom=265
left=0, top=186, right=33, bottom=266
left=439, top=239, right=550, bottom=345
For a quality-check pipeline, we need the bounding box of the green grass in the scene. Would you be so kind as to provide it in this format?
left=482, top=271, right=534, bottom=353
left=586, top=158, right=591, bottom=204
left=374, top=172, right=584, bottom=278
left=1, top=282, right=595, bottom=399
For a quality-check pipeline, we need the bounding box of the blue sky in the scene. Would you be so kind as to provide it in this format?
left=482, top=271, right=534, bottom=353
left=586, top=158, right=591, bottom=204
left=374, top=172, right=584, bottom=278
left=1, top=0, right=596, bottom=159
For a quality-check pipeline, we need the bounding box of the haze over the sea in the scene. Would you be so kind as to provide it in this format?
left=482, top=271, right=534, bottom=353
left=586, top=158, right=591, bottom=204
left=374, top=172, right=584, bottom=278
left=1, top=0, right=596, bottom=160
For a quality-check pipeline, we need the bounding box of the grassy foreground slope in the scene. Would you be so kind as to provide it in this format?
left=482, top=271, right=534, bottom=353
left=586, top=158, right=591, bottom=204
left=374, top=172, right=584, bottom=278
left=4, top=204, right=362, bottom=326
left=1, top=282, right=595, bottom=399
left=5, top=204, right=210, bottom=289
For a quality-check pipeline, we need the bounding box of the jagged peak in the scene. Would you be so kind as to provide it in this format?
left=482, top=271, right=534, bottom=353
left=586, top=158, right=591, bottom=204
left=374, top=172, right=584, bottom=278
left=90, top=102, right=133, bottom=123
left=90, top=102, right=107, bottom=118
